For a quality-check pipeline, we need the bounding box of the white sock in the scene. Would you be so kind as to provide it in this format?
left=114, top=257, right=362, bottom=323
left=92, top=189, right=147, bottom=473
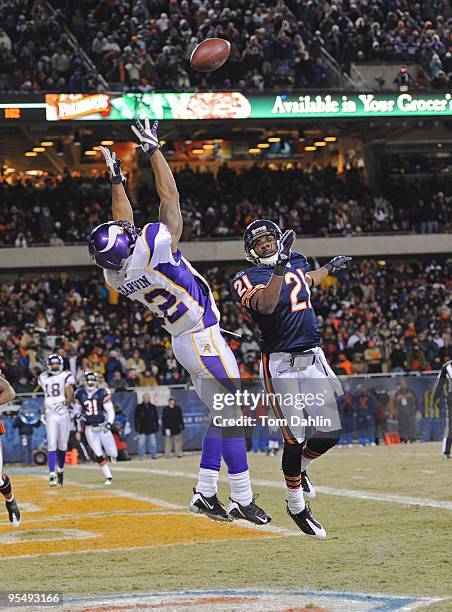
left=196, top=468, right=219, bottom=497
left=299, top=457, right=312, bottom=473
left=49, top=471, right=56, bottom=477
left=56, top=467, right=64, bottom=474
left=101, top=463, right=112, bottom=479
left=287, top=487, right=305, bottom=514
left=228, top=470, right=253, bottom=506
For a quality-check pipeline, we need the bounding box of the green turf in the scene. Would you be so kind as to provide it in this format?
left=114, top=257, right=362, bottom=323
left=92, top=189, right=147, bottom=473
left=2, top=443, right=451, bottom=609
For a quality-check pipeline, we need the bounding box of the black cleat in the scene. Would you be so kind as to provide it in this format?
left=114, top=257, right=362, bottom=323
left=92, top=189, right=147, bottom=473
left=57, top=471, right=64, bottom=486
left=6, top=498, right=21, bottom=528
left=228, top=495, right=272, bottom=525
left=301, top=470, right=316, bottom=498
left=286, top=501, right=326, bottom=539
left=190, top=489, right=232, bottom=522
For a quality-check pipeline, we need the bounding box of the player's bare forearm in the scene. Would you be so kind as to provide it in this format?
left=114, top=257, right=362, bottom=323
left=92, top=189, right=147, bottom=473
left=0, top=374, right=15, bottom=405
left=112, top=183, right=134, bottom=224
left=306, top=266, right=329, bottom=288
left=151, top=150, right=183, bottom=249
left=250, top=274, right=283, bottom=315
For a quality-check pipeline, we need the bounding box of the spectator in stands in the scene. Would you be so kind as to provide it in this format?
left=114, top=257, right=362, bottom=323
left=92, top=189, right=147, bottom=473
left=134, top=393, right=159, bottom=460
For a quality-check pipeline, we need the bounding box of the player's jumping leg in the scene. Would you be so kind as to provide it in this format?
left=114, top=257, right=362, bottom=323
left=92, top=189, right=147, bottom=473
left=0, top=440, right=20, bottom=528
left=190, top=422, right=232, bottom=521
left=100, top=428, right=117, bottom=484
left=282, top=441, right=325, bottom=539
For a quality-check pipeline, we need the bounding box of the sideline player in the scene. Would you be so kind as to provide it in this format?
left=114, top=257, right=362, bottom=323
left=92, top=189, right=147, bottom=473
left=38, top=354, right=74, bottom=487
left=0, top=373, right=21, bottom=527
left=230, top=219, right=351, bottom=538
left=73, top=372, right=117, bottom=484
left=432, top=357, right=452, bottom=459
left=88, top=120, right=270, bottom=525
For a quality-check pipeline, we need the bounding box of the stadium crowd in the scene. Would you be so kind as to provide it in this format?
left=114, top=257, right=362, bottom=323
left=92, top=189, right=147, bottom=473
left=0, top=0, right=100, bottom=93
left=1, top=1, right=450, bottom=92
left=0, top=258, right=449, bottom=390
left=1, top=165, right=450, bottom=247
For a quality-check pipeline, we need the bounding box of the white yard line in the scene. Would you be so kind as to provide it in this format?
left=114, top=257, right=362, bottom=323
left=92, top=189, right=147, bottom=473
left=72, top=464, right=452, bottom=511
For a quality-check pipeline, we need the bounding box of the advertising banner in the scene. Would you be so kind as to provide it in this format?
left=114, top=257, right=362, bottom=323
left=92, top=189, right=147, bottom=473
left=45, top=92, right=452, bottom=121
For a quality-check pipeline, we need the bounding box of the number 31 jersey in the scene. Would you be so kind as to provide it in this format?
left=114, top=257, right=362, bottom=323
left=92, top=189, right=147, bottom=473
left=230, top=252, right=320, bottom=353
left=74, top=387, right=111, bottom=426
left=104, top=222, right=220, bottom=337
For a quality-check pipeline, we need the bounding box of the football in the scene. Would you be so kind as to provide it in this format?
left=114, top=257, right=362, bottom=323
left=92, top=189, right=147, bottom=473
left=190, top=38, right=231, bottom=72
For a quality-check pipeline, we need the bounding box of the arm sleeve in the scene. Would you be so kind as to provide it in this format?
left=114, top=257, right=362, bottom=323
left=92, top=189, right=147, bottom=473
left=104, top=400, right=115, bottom=425
left=230, top=270, right=266, bottom=310
left=142, top=222, right=181, bottom=269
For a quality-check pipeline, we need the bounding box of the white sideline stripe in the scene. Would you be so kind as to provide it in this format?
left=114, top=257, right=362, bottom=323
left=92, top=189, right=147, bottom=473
left=72, top=465, right=452, bottom=511
left=8, top=510, right=185, bottom=524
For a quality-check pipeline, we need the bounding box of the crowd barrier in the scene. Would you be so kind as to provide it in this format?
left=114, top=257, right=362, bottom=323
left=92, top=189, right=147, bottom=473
left=0, top=373, right=445, bottom=463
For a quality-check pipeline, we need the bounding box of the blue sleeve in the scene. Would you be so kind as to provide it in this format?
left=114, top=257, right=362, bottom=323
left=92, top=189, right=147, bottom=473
left=230, top=268, right=268, bottom=308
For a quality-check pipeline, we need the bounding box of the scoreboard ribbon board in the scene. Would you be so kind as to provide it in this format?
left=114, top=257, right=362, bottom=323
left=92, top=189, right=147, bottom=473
left=44, top=92, right=452, bottom=121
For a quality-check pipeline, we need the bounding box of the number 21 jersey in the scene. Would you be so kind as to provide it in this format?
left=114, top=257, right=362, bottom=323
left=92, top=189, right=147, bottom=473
left=230, top=252, right=321, bottom=353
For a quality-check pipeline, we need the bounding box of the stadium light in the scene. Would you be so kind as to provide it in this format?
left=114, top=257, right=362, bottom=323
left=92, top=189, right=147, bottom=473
left=257, top=143, right=270, bottom=148
left=212, top=139, right=223, bottom=143
left=324, top=136, right=337, bottom=142
left=93, top=146, right=101, bottom=151
left=314, top=141, right=327, bottom=147
left=25, top=151, right=37, bottom=157
left=33, top=147, right=46, bottom=152
left=192, top=149, right=203, bottom=154
left=100, top=140, right=114, bottom=146
left=40, top=141, right=54, bottom=147
left=268, top=137, right=281, bottom=142
left=248, top=148, right=261, bottom=154
left=84, top=150, right=97, bottom=156
left=203, top=144, right=215, bottom=150
left=304, top=146, right=316, bottom=152
left=159, top=140, right=166, bottom=145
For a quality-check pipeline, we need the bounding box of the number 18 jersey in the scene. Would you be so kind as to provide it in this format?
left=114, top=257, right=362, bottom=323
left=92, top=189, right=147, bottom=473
left=104, top=222, right=220, bottom=337
left=38, top=371, right=74, bottom=414
left=230, top=252, right=320, bottom=353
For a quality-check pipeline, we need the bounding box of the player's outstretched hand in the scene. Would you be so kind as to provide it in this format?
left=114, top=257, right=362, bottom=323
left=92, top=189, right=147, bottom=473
left=277, top=229, right=296, bottom=265
left=99, top=146, right=126, bottom=185
left=326, top=256, right=352, bottom=274
left=131, top=119, right=160, bottom=156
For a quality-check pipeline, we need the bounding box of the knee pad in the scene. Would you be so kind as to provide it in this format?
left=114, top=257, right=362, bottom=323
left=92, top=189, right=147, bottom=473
left=304, top=429, right=342, bottom=457
left=95, top=455, right=105, bottom=464
left=282, top=441, right=303, bottom=477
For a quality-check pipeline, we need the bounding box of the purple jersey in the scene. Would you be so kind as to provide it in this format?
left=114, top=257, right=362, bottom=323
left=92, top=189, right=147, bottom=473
left=104, top=222, right=220, bottom=336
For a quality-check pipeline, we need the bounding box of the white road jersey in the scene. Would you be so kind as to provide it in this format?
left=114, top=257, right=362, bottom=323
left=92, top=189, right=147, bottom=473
left=104, top=222, right=220, bottom=337
left=38, top=370, right=74, bottom=414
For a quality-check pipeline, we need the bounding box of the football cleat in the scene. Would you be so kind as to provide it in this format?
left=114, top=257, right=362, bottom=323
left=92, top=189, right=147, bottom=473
left=49, top=473, right=57, bottom=487
left=301, top=470, right=316, bottom=498
left=189, top=489, right=232, bottom=522
left=227, top=495, right=272, bottom=525
left=57, top=471, right=64, bottom=486
left=104, top=477, right=113, bottom=485
left=286, top=501, right=326, bottom=540
left=6, top=498, right=21, bottom=528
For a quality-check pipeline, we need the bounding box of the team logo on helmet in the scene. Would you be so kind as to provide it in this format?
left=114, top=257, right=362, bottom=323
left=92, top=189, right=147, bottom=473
left=88, top=220, right=139, bottom=271
left=243, top=219, right=282, bottom=266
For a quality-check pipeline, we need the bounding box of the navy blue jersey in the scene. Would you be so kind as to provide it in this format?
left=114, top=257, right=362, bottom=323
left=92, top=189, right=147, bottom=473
left=74, top=387, right=111, bottom=426
left=230, top=252, right=321, bottom=353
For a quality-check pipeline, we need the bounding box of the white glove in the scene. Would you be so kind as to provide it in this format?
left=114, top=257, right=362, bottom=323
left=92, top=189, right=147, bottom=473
left=40, top=413, right=46, bottom=426
left=165, top=428, right=171, bottom=437
left=99, top=146, right=126, bottom=185
left=131, top=119, right=160, bottom=156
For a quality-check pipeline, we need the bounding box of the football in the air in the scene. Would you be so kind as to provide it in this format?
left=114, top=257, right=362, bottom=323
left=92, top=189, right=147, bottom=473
left=190, top=38, right=231, bottom=72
